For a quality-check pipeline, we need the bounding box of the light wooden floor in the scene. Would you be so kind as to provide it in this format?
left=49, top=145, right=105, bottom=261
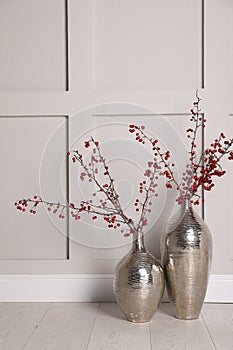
left=0, top=302, right=232, bottom=350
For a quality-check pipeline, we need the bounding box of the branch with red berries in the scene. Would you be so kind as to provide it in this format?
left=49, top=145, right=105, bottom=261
left=15, top=137, right=160, bottom=236
left=128, top=91, right=233, bottom=205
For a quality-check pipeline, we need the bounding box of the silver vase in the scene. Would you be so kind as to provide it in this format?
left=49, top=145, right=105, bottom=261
left=114, top=231, right=164, bottom=323
left=162, top=201, right=212, bottom=320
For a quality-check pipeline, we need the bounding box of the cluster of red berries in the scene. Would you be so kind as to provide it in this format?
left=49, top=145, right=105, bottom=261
left=129, top=125, right=145, bottom=143
left=15, top=200, right=28, bottom=212
left=103, top=215, right=121, bottom=229
left=139, top=181, right=146, bottom=194
left=129, top=124, right=176, bottom=190
left=15, top=196, right=41, bottom=215
left=71, top=211, right=81, bottom=220
left=128, top=96, right=233, bottom=205
left=15, top=196, right=68, bottom=219
left=134, top=198, right=140, bottom=212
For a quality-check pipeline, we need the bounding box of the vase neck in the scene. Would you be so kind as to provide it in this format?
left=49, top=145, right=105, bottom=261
left=182, top=198, right=192, bottom=210
left=132, top=231, right=146, bottom=253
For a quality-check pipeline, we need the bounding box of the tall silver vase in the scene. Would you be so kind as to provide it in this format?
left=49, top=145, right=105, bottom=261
left=114, top=231, right=164, bottom=323
left=162, top=201, right=212, bottom=320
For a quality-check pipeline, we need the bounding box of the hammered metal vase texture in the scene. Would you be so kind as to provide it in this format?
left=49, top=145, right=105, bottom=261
left=114, top=232, right=164, bottom=323
left=162, top=201, right=212, bottom=320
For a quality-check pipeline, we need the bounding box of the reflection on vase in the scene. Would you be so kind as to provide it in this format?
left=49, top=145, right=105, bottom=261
left=162, top=201, right=212, bottom=320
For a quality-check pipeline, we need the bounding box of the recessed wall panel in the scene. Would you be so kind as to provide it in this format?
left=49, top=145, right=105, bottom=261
left=0, top=116, right=68, bottom=259
left=93, top=0, right=202, bottom=90
left=0, top=0, right=66, bottom=91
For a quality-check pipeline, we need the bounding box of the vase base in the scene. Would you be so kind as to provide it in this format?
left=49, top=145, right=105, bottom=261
left=125, top=312, right=153, bottom=323
left=122, top=306, right=159, bottom=323
left=127, top=317, right=151, bottom=323
left=174, top=314, right=200, bottom=320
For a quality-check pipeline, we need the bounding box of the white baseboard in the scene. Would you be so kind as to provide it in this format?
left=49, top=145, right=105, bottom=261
left=0, top=274, right=232, bottom=302
left=206, top=275, right=233, bottom=302
left=0, top=275, right=115, bottom=302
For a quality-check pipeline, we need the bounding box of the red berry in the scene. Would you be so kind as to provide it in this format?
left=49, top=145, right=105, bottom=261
left=166, top=183, right=172, bottom=189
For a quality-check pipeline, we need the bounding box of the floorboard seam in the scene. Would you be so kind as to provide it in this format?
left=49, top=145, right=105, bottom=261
left=201, top=312, right=217, bottom=350
left=21, top=303, right=53, bottom=350
left=86, top=302, right=100, bottom=350
left=149, top=320, right=153, bottom=350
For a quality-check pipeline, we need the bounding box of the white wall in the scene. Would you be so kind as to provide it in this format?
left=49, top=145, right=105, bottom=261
left=0, top=0, right=232, bottom=300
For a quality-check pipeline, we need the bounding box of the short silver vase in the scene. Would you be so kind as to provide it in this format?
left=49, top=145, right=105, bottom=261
left=162, top=200, right=212, bottom=320
left=114, top=231, right=164, bottom=323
